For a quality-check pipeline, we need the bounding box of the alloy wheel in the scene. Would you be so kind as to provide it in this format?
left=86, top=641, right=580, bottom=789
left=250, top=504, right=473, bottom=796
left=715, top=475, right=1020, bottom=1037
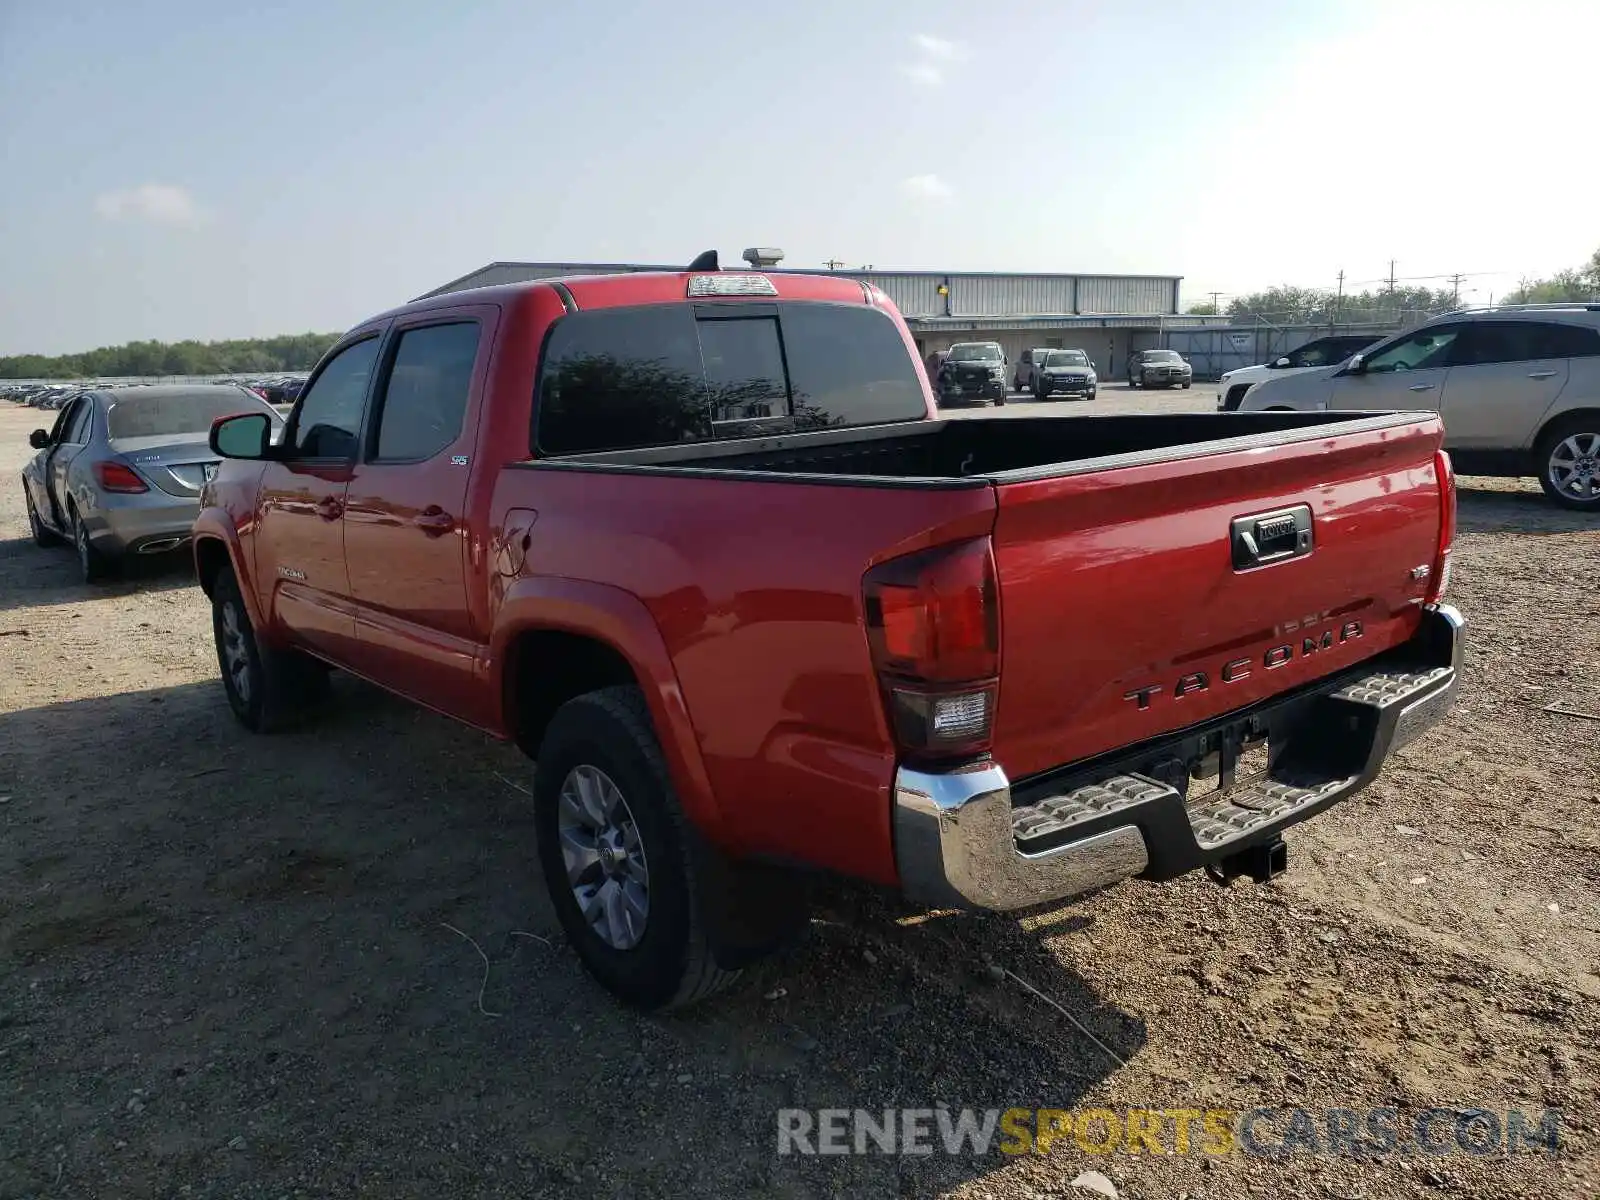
left=219, top=600, right=253, bottom=703
left=1548, top=431, right=1600, bottom=502
left=558, top=764, right=650, bottom=950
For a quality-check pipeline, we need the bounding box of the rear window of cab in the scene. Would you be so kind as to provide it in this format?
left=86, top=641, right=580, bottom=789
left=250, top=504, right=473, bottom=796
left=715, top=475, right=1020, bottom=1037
left=535, top=301, right=928, bottom=455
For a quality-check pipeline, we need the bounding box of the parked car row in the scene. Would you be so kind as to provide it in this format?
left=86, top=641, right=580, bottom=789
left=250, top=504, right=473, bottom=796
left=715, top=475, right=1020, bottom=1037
left=1231, top=303, right=1600, bottom=510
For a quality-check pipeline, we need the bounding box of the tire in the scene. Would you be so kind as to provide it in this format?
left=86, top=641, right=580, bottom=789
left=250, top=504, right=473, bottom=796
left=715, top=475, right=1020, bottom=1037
left=994, top=395, right=1006, bottom=407
left=70, top=507, right=114, bottom=584
left=1129, top=377, right=1140, bottom=389
left=1534, top=415, right=1600, bottom=510
left=24, top=484, right=60, bottom=548
left=1182, top=381, right=1192, bottom=389
left=212, top=567, right=329, bottom=733
left=1086, top=389, right=1097, bottom=402
left=535, top=686, right=741, bottom=1010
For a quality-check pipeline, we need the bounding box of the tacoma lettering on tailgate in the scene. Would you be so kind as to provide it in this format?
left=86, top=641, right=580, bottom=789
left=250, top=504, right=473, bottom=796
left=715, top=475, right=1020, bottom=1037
left=1122, top=620, right=1364, bottom=711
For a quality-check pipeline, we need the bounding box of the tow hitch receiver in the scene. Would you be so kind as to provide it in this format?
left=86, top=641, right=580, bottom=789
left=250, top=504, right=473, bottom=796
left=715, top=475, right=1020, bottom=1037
left=1207, top=837, right=1288, bottom=885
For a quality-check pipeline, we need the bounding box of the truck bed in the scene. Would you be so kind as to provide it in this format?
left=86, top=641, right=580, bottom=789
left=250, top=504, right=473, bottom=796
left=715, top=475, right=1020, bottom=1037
left=543, top=411, right=1418, bottom=485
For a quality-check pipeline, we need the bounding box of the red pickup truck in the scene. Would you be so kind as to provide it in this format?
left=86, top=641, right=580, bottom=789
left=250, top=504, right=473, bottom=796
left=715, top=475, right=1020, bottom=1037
left=193, top=258, right=1464, bottom=1009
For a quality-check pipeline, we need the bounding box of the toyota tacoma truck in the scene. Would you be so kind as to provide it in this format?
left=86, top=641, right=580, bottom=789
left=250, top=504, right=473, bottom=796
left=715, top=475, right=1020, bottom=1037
left=192, top=252, right=1465, bottom=1010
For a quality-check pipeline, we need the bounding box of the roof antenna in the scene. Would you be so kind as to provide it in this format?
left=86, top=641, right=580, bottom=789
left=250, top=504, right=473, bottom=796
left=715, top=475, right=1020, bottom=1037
left=687, top=249, right=719, bottom=272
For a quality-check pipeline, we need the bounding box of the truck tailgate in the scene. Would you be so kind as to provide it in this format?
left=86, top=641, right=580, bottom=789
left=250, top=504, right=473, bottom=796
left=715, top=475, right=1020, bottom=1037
left=989, top=417, right=1446, bottom=782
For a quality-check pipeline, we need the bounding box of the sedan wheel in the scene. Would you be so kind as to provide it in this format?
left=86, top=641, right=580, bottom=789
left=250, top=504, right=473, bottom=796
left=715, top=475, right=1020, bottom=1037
left=72, top=510, right=112, bottom=583
left=24, top=484, right=60, bottom=548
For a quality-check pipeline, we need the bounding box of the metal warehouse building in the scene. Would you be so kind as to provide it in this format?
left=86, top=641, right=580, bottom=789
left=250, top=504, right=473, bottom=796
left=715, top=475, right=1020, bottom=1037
left=421, top=260, right=1187, bottom=381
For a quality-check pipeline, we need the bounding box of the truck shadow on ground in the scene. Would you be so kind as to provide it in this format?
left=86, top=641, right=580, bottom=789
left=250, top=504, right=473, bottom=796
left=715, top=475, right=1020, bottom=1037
left=0, top=676, right=1140, bottom=1197
left=0, top=534, right=197, bottom=612
left=1455, top=482, right=1598, bottom=535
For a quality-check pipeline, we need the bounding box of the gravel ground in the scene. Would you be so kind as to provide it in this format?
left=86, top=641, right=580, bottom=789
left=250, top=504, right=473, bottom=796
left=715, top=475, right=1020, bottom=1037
left=1, top=398, right=1596, bottom=1199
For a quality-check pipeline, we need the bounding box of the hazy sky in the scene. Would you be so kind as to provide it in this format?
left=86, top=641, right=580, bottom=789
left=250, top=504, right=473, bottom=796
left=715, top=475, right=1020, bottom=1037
left=2, top=0, right=1596, bottom=355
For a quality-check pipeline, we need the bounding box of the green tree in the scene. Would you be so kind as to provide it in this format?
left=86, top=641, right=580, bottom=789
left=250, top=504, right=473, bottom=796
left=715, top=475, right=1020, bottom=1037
left=1500, top=245, right=1600, bottom=304
left=0, top=331, right=344, bottom=380
left=1185, top=301, right=1220, bottom=316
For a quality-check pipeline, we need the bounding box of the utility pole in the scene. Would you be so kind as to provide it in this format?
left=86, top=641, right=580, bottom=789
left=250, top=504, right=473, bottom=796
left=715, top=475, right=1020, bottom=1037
left=1207, top=290, right=1223, bottom=315
left=1446, top=272, right=1466, bottom=307
left=1332, top=269, right=1345, bottom=330
left=823, top=258, right=846, bottom=270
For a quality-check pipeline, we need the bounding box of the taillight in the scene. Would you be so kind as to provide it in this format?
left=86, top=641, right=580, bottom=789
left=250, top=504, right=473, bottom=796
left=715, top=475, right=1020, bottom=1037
left=864, top=537, right=1000, bottom=760
left=1425, top=449, right=1455, bottom=604
left=94, top=461, right=148, bottom=494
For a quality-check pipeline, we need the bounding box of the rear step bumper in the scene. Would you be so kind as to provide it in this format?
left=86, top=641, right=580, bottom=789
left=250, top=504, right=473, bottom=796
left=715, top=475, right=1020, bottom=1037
left=893, top=603, right=1464, bottom=911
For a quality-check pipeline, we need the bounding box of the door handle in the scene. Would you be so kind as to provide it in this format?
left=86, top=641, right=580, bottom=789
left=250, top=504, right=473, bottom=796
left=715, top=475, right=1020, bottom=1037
left=413, top=507, right=455, bottom=536
left=1407, top=384, right=1435, bottom=392
left=315, top=497, right=343, bottom=521
left=1528, top=370, right=1558, bottom=379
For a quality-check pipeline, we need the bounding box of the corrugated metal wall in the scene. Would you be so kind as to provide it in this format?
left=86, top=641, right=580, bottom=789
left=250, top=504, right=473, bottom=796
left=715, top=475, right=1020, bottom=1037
left=948, top=274, right=1076, bottom=317
left=428, top=262, right=1182, bottom=316
left=1075, top=276, right=1175, bottom=315
left=859, top=273, right=945, bottom=317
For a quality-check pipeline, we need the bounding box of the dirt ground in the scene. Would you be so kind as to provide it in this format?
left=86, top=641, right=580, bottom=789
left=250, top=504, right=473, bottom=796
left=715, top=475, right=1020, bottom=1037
left=1, top=398, right=1596, bottom=1200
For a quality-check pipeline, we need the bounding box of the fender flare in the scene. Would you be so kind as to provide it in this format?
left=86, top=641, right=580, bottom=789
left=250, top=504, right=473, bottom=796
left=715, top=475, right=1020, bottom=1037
left=190, top=509, right=269, bottom=636
left=488, top=577, right=728, bottom=847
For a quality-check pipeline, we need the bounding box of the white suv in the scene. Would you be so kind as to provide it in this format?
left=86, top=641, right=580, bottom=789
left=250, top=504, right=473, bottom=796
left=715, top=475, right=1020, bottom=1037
left=1239, top=304, right=1600, bottom=509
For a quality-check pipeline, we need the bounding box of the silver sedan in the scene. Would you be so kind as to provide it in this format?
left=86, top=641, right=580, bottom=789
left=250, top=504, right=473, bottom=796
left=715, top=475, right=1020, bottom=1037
left=20, top=384, right=284, bottom=583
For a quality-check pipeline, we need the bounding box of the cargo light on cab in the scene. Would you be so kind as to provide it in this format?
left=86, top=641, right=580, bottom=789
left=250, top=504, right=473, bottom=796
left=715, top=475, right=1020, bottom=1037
left=863, top=537, right=1000, bottom=761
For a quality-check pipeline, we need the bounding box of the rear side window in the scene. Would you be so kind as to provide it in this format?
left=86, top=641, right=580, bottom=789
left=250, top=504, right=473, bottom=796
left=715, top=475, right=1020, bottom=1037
left=65, top=398, right=94, bottom=443
left=1531, top=322, right=1600, bottom=358
left=373, top=322, right=479, bottom=461
left=536, top=301, right=927, bottom=454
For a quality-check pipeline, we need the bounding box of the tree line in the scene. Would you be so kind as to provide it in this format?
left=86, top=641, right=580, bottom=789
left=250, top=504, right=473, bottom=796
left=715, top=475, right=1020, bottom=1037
left=1186, top=284, right=1461, bottom=324
left=1189, top=245, right=1600, bottom=322
left=0, top=332, right=343, bottom=380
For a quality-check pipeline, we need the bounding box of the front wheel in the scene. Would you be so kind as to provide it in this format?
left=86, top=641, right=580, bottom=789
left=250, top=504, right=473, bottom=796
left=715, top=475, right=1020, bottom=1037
left=535, top=686, right=742, bottom=1009
left=1181, top=381, right=1192, bottom=389
left=1536, top=417, right=1600, bottom=510
left=212, top=568, right=329, bottom=732
left=1129, top=377, right=1140, bottom=389
left=24, top=484, right=60, bottom=548
left=1085, top=388, right=1097, bottom=401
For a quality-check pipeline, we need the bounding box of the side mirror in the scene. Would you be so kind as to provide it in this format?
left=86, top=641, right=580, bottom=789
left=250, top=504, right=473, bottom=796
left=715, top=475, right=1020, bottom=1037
left=29, top=429, right=49, bottom=450
left=1272, top=356, right=1291, bottom=368
left=1344, top=353, right=1366, bottom=375
left=210, top=412, right=273, bottom=460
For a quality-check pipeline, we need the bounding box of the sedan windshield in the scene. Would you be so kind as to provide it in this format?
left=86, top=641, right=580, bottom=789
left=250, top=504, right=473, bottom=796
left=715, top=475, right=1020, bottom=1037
left=107, top=390, right=279, bottom=440
left=1143, top=351, right=1181, bottom=363
left=948, top=344, right=1002, bottom=362
left=1046, top=351, right=1089, bottom=368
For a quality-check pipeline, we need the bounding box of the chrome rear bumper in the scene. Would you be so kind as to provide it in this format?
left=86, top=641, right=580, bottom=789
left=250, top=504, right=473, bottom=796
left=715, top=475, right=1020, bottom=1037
left=893, top=604, right=1465, bottom=911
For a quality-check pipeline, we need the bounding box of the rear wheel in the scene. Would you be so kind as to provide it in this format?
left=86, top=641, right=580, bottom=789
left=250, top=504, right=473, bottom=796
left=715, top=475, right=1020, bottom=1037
left=71, top=507, right=114, bottom=584
left=24, top=484, right=60, bottom=548
left=535, top=686, right=743, bottom=1009
left=212, top=567, right=330, bottom=732
left=1535, top=417, right=1600, bottom=510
